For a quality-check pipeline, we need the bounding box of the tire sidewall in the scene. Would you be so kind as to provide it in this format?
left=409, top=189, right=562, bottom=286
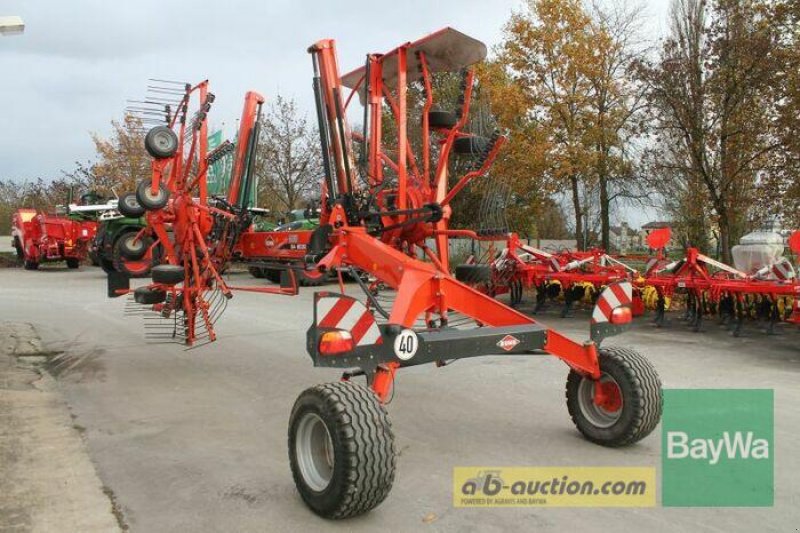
left=566, top=353, right=638, bottom=444
left=289, top=391, right=350, bottom=516
left=120, top=233, right=148, bottom=260
left=136, top=181, right=170, bottom=211
left=145, top=126, right=179, bottom=159
left=118, top=193, right=145, bottom=218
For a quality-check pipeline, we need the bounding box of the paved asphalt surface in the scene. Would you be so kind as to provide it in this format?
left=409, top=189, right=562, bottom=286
left=1, top=265, right=798, bottom=532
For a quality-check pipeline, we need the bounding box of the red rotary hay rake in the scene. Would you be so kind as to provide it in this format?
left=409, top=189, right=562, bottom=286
left=285, top=28, right=661, bottom=518
left=109, top=81, right=297, bottom=345
left=104, top=31, right=663, bottom=520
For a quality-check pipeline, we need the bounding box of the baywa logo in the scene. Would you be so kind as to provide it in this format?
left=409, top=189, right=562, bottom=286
left=662, top=389, right=774, bottom=507
left=666, top=430, right=769, bottom=465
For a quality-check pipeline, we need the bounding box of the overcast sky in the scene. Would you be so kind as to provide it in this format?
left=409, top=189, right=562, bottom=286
left=0, top=0, right=672, bottom=225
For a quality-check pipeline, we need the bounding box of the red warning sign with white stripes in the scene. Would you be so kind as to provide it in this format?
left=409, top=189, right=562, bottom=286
left=771, top=259, right=795, bottom=280
left=316, top=294, right=382, bottom=347
left=591, top=281, right=633, bottom=324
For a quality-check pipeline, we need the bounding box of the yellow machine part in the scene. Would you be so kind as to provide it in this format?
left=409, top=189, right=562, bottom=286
left=641, top=285, right=670, bottom=310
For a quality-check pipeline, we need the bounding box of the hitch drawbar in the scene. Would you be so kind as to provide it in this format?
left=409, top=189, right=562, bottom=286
left=306, top=292, right=549, bottom=376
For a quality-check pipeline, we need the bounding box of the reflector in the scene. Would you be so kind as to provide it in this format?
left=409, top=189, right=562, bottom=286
left=610, top=307, right=632, bottom=325
left=319, top=330, right=354, bottom=355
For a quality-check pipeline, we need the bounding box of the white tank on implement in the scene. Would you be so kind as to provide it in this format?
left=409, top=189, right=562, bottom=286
left=731, top=223, right=785, bottom=274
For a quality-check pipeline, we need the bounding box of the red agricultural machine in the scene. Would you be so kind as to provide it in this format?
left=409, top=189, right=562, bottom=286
left=455, top=232, right=642, bottom=316
left=642, top=227, right=800, bottom=335
left=11, top=208, right=96, bottom=270
left=238, top=204, right=327, bottom=286
left=108, top=80, right=297, bottom=345
left=458, top=224, right=800, bottom=338
left=105, top=31, right=663, bottom=520
left=285, top=28, right=662, bottom=518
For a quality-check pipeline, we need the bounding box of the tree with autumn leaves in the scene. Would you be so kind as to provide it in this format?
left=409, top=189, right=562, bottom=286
left=486, top=0, right=646, bottom=250
left=640, top=0, right=798, bottom=262
left=482, top=0, right=800, bottom=258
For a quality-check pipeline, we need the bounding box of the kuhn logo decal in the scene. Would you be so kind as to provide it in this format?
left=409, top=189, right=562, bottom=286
left=497, top=335, right=520, bottom=351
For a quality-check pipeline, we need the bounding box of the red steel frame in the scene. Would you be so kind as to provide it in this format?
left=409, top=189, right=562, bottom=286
left=122, top=83, right=297, bottom=344
left=642, top=229, right=800, bottom=328
left=308, top=31, right=604, bottom=398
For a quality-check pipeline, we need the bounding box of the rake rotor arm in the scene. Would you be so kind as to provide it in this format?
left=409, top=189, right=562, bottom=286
left=440, top=134, right=506, bottom=207
left=228, top=91, right=265, bottom=207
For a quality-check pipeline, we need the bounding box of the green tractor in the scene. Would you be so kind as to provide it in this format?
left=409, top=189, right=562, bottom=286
left=91, top=193, right=156, bottom=278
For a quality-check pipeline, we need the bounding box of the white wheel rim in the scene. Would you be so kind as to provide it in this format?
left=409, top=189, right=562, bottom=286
left=126, top=236, right=143, bottom=252
left=577, top=374, right=623, bottom=429
left=295, top=412, right=334, bottom=492
left=154, top=131, right=175, bottom=152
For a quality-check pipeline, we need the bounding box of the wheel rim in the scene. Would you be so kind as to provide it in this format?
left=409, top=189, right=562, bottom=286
left=122, top=257, right=150, bottom=275
left=295, top=412, right=334, bottom=492
left=124, top=236, right=144, bottom=254
left=124, top=196, right=140, bottom=209
left=143, top=187, right=166, bottom=203
left=153, top=131, right=176, bottom=153
left=577, top=374, right=623, bottom=428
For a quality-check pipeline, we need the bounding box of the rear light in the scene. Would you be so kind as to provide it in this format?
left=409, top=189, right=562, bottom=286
left=319, top=330, right=354, bottom=355
left=610, top=306, right=632, bottom=325
left=82, top=229, right=89, bottom=237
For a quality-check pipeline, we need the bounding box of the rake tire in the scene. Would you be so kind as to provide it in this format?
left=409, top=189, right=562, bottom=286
left=566, top=347, right=662, bottom=447
left=118, top=233, right=149, bottom=260
left=134, top=286, right=167, bottom=305
left=427, top=110, right=458, bottom=129
left=118, top=193, right=145, bottom=218
left=144, top=125, right=179, bottom=159
left=454, top=264, right=491, bottom=285
left=288, top=381, right=396, bottom=519
left=453, top=136, right=490, bottom=156
left=112, top=232, right=152, bottom=278
left=136, top=180, right=170, bottom=211
left=298, top=267, right=325, bottom=287
left=151, top=264, right=185, bottom=285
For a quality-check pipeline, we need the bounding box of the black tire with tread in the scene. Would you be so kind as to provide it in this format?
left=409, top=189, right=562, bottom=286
left=298, top=268, right=325, bottom=287
left=288, top=381, right=396, bottom=519
left=66, top=258, right=80, bottom=269
left=24, top=259, right=39, bottom=270
left=118, top=192, right=145, bottom=218
left=144, top=125, right=179, bottom=159
left=118, top=233, right=149, bottom=260
left=427, top=110, right=458, bottom=129
left=112, top=233, right=152, bottom=278
left=134, top=286, right=167, bottom=305
left=453, top=136, right=490, bottom=155
left=454, top=264, right=491, bottom=284
left=151, top=264, right=185, bottom=285
left=136, top=180, right=170, bottom=211
left=566, top=346, right=662, bottom=447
